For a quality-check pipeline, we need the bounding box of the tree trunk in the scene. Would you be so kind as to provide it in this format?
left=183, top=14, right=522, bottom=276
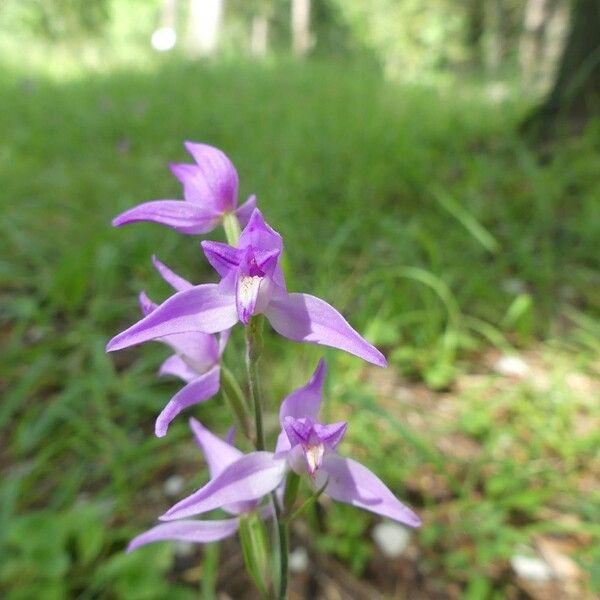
left=522, top=0, right=600, bottom=138
left=486, top=0, right=506, bottom=73
left=186, top=0, right=224, bottom=57
left=291, top=0, right=312, bottom=57
left=250, top=15, right=268, bottom=57
left=160, top=0, right=179, bottom=29
left=519, top=0, right=569, bottom=91
left=466, top=0, right=485, bottom=68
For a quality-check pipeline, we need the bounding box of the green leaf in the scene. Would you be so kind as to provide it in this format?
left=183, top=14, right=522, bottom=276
left=238, top=513, right=271, bottom=598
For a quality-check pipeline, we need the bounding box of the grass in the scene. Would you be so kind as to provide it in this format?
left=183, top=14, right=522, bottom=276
left=1, top=55, right=599, bottom=598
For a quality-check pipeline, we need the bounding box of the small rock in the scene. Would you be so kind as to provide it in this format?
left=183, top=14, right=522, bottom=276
left=372, top=521, right=411, bottom=559
left=536, top=537, right=583, bottom=580
left=494, top=355, right=529, bottom=378
left=289, top=546, right=309, bottom=573
left=174, top=541, right=195, bottom=558
left=164, top=474, right=185, bottom=498
left=511, top=555, right=553, bottom=582
left=501, top=278, right=527, bottom=295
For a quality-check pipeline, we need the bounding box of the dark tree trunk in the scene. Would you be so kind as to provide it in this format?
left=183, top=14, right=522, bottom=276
left=522, top=0, right=600, bottom=139
left=467, top=0, right=485, bottom=68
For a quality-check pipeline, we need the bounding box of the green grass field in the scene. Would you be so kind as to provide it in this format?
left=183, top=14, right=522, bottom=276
left=1, top=56, right=599, bottom=598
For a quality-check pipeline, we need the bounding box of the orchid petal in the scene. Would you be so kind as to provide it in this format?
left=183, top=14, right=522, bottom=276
left=106, top=284, right=238, bottom=352
left=314, top=421, right=347, bottom=449
left=238, top=209, right=283, bottom=254
left=235, top=194, right=257, bottom=226
left=127, top=518, right=239, bottom=552
left=317, top=455, right=421, bottom=527
left=279, top=359, right=326, bottom=424
left=168, top=162, right=198, bottom=186
left=189, top=418, right=256, bottom=515
left=181, top=142, right=238, bottom=212
left=162, top=331, right=220, bottom=371
left=189, top=417, right=243, bottom=478
left=224, top=426, right=236, bottom=446
left=264, top=293, right=387, bottom=367
left=151, top=255, right=193, bottom=292
left=201, top=241, right=240, bottom=278
left=217, top=329, right=230, bottom=357
left=112, top=200, right=220, bottom=234
left=139, top=291, right=157, bottom=316
left=158, top=355, right=198, bottom=383
left=161, top=452, right=287, bottom=521
left=282, top=417, right=312, bottom=447
left=155, top=366, right=220, bottom=437
left=275, top=430, right=291, bottom=453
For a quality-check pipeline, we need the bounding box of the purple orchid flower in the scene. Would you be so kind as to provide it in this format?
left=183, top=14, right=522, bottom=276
left=106, top=210, right=386, bottom=367
left=159, top=360, right=421, bottom=528
left=139, top=256, right=229, bottom=437
left=112, top=142, right=256, bottom=234
left=128, top=418, right=264, bottom=552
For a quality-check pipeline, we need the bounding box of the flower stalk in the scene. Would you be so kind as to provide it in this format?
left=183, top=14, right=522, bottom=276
left=223, top=212, right=241, bottom=246
left=272, top=495, right=289, bottom=600
left=246, top=315, right=265, bottom=451
left=220, top=366, right=252, bottom=440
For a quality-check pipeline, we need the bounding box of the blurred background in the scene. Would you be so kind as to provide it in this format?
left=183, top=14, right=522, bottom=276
left=1, top=0, right=598, bottom=598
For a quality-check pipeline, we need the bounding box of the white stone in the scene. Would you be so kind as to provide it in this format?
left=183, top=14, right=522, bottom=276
left=511, top=555, right=553, bottom=582
left=164, top=474, right=185, bottom=498
left=494, top=355, right=529, bottom=378
left=174, top=541, right=195, bottom=558
left=372, top=521, right=411, bottom=558
left=289, top=547, right=309, bottom=573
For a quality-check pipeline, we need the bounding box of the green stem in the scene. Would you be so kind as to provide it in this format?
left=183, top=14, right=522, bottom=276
left=283, top=472, right=300, bottom=514
left=223, top=212, right=241, bottom=246
left=272, top=494, right=289, bottom=600
left=245, top=316, right=265, bottom=450
left=200, top=543, right=219, bottom=600
left=220, top=366, right=252, bottom=440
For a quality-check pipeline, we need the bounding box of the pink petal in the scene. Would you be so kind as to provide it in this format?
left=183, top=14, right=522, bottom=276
left=235, top=194, right=257, bottom=226
left=317, top=455, right=421, bottom=527
left=182, top=142, right=239, bottom=212
left=190, top=418, right=256, bottom=515
left=161, top=452, right=287, bottom=521
left=279, top=359, right=326, bottom=424
left=138, top=291, right=158, bottom=316
left=238, top=209, right=283, bottom=255
left=264, top=293, right=387, bottom=367
left=106, top=285, right=238, bottom=352
left=112, top=200, right=220, bottom=234
left=201, top=241, right=240, bottom=278
left=189, top=417, right=243, bottom=478
left=158, top=355, right=198, bottom=383
left=127, top=518, right=239, bottom=552
left=155, top=366, right=221, bottom=437
left=151, top=255, right=193, bottom=292
left=161, top=331, right=220, bottom=372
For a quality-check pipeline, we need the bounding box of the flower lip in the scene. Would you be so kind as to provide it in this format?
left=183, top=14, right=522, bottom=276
left=283, top=416, right=347, bottom=475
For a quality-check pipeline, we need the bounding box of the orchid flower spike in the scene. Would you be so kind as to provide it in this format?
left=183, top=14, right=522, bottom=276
left=106, top=210, right=386, bottom=367
left=127, top=419, right=266, bottom=552
left=112, top=142, right=256, bottom=234
left=160, top=360, right=421, bottom=528
left=139, top=256, right=229, bottom=437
